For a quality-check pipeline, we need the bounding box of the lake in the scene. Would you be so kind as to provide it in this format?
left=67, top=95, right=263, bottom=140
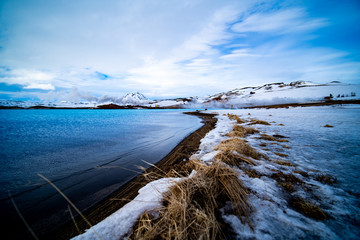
left=0, top=109, right=203, bottom=239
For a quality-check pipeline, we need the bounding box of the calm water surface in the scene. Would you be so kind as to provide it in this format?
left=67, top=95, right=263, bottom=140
left=0, top=109, right=202, bottom=239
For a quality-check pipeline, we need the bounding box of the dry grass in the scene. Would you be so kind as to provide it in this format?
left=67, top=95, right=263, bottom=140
left=275, top=160, right=294, bottom=167
left=274, top=152, right=289, bottom=158
left=215, top=138, right=261, bottom=160
left=260, top=134, right=289, bottom=142
left=314, top=173, right=337, bottom=185
left=294, top=170, right=309, bottom=178
left=281, top=145, right=291, bottom=149
left=289, top=197, right=328, bottom=220
left=243, top=169, right=261, bottom=178
left=130, top=160, right=252, bottom=240
left=323, top=124, right=334, bottom=128
left=259, top=143, right=267, bottom=147
left=271, top=171, right=303, bottom=193
left=215, top=151, right=255, bottom=167
left=226, top=125, right=259, bottom=138
left=278, top=123, right=284, bottom=126
left=248, top=119, right=270, bottom=125
left=227, top=113, right=245, bottom=124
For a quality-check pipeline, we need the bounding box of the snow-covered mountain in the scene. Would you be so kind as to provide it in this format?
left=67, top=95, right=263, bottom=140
left=121, top=92, right=149, bottom=105
left=202, top=81, right=359, bottom=108
left=1, top=82, right=359, bottom=108
left=146, top=81, right=359, bottom=109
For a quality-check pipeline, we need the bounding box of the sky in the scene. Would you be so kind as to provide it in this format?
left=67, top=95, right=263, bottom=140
left=0, top=0, right=359, bottom=101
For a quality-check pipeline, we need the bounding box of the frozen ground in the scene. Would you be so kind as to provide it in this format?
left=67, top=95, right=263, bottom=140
left=73, top=105, right=360, bottom=239
left=204, top=105, right=360, bottom=239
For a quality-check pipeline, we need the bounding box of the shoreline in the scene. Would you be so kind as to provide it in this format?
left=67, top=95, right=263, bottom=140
left=1, top=99, right=359, bottom=110
left=46, top=111, right=217, bottom=240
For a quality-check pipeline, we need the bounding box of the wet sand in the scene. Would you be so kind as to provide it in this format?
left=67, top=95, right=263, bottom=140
left=46, top=111, right=217, bottom=240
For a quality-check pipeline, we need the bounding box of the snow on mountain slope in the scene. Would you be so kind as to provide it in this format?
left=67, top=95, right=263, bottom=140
left=204, top=82, right=360, bottom=108
left=1, top=82, right=359, bottom=108
left=121, top=92, right=149, bottom=105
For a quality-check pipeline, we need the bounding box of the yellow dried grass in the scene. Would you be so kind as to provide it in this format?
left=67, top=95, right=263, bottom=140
left=130, top=160, right=252, bottom=240
left=260, top=134, right=289, bottom=142
left=215, top=138, right=261, bottom=160
left=226, top=125, right=259, bottom=138
left=215, top=150, right=255, bottom=167
left=226, top=113, right=245, bottom=124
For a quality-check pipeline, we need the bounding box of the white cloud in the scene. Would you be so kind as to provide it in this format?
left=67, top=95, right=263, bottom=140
left=232, top=8, right=328, bottom=34
left=220, top=49, right=260, bottom=59
left=24, top=83, right=55, bottom=90
left=0, top=0, right=358, bottom=100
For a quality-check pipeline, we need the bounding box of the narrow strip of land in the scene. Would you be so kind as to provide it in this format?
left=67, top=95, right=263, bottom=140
left=46, top=112, right=217, bottom=240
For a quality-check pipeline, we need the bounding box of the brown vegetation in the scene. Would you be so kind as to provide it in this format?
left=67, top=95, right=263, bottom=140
left=289, top=197, right=327, bottom=220
left=215, top=138, right=261, bottom=160
left=243, top=169, right=261, bottom=178
left=249, top=119, right=271, bottom=125
left=260, top=134, right=289, bottom=142
left=226, top=125, right=259, bottom=138
left=274, top=152, right=289, bottom=158
left=275, top=160, right=294, bottom=167
left=227, top=113, right=245, bottom=124
left=130, top=160, right=252, bottom=240
left=271, top=171, right=303, bottom=193
left=215, top=151, right=255, bottom=167
left=314, top=173, right=337, bottom=185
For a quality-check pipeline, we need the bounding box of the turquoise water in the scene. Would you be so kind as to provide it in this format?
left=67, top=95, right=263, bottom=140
left=0, top=109, right=202, bottom=239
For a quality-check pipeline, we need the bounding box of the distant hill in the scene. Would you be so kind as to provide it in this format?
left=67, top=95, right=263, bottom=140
left=1, top=82, right=359, bottom=109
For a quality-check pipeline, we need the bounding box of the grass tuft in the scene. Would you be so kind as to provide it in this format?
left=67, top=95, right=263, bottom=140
left=227, top=114, right=245, bottom=124
left=243, top=169, right=261, bottom=178
left=271, top=171, right=303, bottom=193
left=260, top=134, right=289, bottom=142
left=215, top=138, right=261, bottom=160
left=215, top=151, right=255, bottom=167
left=314, top=173, right=337, bottom=185
left=274, top=160, right=294, bottom=167
left=226, top=125, right=259, bottom=138
left=294, top=170, right=309, bottom=178
left=274, top=152, right=289, bottom=158
left=130, top=160, right=252, bottom=240
left=289, top=197, right=328, bottom=220
left=249, top=119, right=270, bottom=125
left=323, top=124, right=334, bottom=128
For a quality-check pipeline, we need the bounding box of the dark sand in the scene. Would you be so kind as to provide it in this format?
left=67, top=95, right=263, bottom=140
left=46, top=112, right=217, bottom=240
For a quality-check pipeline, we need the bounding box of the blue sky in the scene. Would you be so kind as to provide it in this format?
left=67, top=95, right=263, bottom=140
left=0, top=0, right=359, bottom=101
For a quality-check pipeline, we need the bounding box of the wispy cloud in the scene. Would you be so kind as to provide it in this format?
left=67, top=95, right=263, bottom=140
left=0, top=0, right=359, bottom=100
left=232, top=8, right=328, bottom=34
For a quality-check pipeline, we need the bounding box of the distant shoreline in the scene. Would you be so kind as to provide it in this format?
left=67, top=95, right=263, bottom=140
left=1, top=99, right=359, bottom=110
left=46, top=111, right=217, bottom=240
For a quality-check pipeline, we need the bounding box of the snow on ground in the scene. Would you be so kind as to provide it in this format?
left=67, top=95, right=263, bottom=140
left=220, top=84, right=360, bottom=108
left=72, top=104, right=359, bottom=239
left=202, top=105, right=360, bottom=239
left=71, top=177, right=183, bottom=240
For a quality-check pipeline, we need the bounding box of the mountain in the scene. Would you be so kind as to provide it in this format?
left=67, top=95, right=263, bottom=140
left=146, top=81, right=359, bottom=108
left=1, top=82, right=359, bottom=109
left=201, top=81, right=359, bottom=108
left=121, top=92, right=149, bottom=105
